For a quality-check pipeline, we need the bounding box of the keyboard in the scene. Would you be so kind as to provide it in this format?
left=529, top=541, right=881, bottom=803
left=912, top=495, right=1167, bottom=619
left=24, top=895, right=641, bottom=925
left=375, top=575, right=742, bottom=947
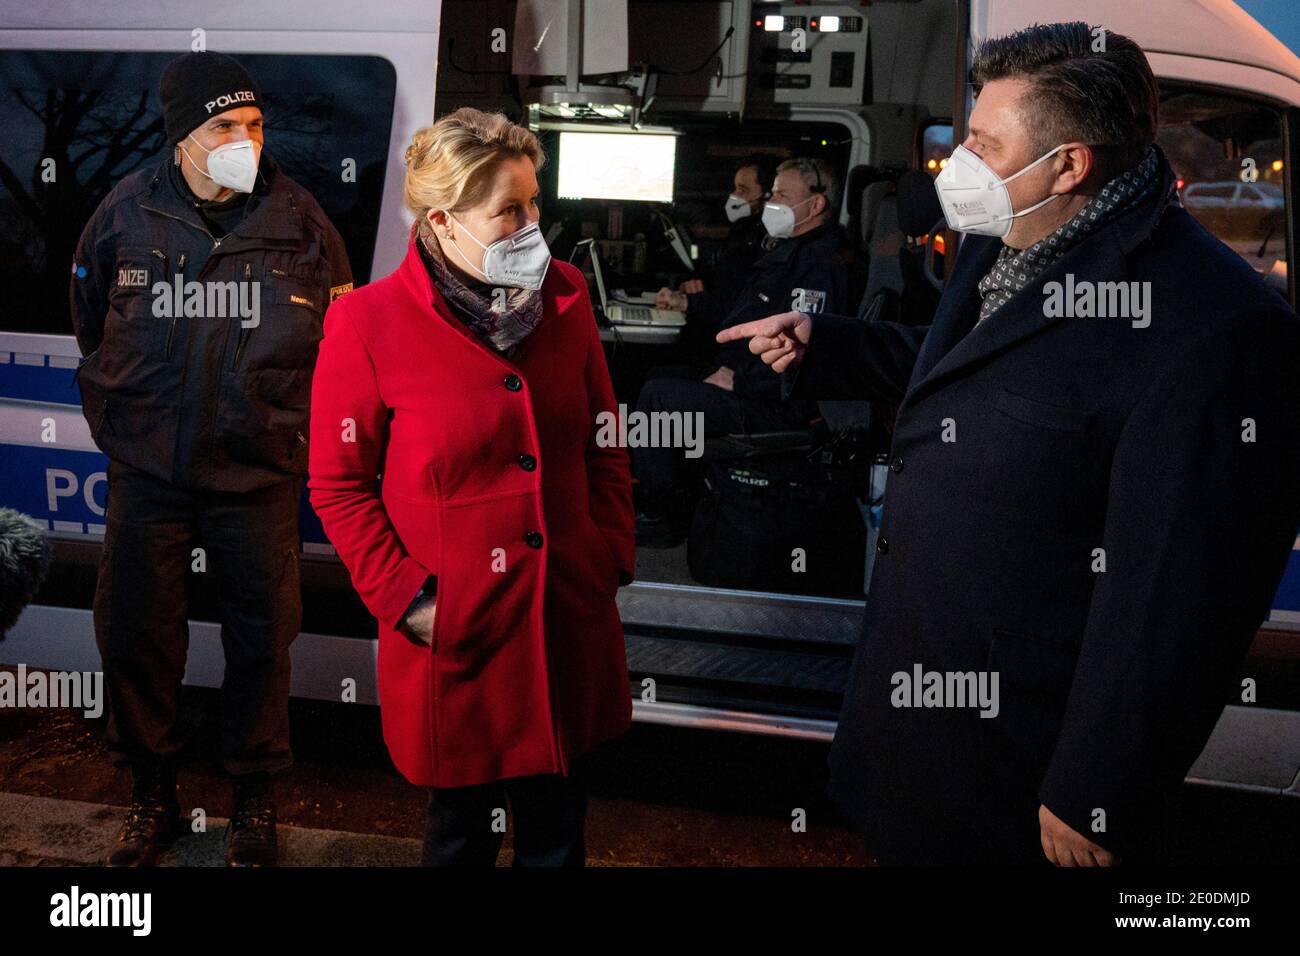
left=613, top=305, right=656, bottom=324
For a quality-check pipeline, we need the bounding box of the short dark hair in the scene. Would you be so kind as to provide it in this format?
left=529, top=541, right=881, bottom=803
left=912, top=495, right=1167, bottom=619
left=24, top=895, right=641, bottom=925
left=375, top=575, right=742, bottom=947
left=736, top=155, right=778, bottom=195
left=970, top=22, right=1158, bottom=180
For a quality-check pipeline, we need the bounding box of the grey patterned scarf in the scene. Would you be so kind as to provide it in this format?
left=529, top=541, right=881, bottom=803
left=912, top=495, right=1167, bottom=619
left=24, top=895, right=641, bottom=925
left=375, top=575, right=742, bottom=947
left=976, top=147, right=1164, bottom=324
left=417, top=224, right=544, bottom=356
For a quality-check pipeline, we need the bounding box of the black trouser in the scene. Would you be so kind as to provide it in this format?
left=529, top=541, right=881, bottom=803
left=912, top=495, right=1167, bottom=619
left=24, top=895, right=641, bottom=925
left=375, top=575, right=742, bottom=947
left=422, top=755, right=591, bottom=867
left=94, top=458, right=301, bottom=776
left=630, top=364, right=818, bottom=502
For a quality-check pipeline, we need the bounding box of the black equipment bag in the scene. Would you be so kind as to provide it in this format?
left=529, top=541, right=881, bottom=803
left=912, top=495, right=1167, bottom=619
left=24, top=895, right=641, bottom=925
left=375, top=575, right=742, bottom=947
left=687, top=449, right=866, bottom=596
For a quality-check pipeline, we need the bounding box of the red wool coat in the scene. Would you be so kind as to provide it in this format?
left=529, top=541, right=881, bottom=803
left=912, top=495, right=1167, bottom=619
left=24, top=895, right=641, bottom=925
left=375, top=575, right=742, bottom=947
left=307, top=231, right=635, bottom=788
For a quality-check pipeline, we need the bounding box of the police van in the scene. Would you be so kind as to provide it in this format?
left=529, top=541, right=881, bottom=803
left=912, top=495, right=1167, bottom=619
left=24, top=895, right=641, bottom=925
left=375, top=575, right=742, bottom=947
left=2, top=0, right=1298, bottom=797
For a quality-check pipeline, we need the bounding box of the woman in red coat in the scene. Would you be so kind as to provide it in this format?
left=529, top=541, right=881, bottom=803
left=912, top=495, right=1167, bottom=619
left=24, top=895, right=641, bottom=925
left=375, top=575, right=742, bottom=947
left=307, top=108, right=635, bottom=866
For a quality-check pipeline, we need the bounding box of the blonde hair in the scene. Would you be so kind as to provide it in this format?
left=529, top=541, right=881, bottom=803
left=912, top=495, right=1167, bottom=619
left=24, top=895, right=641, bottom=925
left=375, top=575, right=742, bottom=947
left=404, top=108, right=545, bottom=233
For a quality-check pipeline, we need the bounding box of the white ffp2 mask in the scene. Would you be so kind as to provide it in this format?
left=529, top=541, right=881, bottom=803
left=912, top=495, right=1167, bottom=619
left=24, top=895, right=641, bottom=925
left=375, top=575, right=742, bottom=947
left=724, top=194, right=753, bottom=222
left=182, top=135, right=260, bottom=194
left=761, top=196, right=815, bottom=238
left=933, top=143, right=1064, bottom=236
left=444, top=213, right=552, bottom=291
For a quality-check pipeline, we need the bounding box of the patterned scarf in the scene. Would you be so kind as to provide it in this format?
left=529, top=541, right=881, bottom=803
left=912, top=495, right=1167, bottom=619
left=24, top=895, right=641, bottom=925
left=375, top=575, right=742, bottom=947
left=417, top=224, right=545, bottom=356
left=975, top=147, right=1165, bottom=324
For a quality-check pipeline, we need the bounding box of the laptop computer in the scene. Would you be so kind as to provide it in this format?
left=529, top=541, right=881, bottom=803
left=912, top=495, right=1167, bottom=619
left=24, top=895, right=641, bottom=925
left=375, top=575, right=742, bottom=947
left=569, top=239, right=687, bottom=327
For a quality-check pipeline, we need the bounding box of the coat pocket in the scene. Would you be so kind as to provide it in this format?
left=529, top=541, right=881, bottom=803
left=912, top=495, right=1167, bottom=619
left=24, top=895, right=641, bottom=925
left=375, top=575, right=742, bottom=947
left=582, top=514, right=621, bottom=595
left=987, top=628, right=1079, bottom=696
left=977, top=389, right=1099, bottom=528
left=377, top=489, right=442, bottom=654
left=215, top=367, right=311, bottom=472
left=76, top=370, right=110, bottom=440
left=397, top=594, right=439, bottom=653
left=230, top=274, right=324, bottom=372
left=991, top=389, right=1093, bottom=433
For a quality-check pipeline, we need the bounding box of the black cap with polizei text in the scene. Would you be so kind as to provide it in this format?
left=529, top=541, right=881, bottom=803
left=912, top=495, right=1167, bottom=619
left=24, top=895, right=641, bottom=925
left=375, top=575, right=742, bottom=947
left=160, top=51, right=263, bottom=144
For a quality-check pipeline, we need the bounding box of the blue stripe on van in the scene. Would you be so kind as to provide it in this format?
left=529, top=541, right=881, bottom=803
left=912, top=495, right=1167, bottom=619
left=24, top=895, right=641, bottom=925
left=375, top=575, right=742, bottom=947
left=1275, top=548, right=1300, bottom=613
left=0, top=441, right=331, bottom=547
left=0, top=358, right=83, bottom=407
left=0, top=444, right=108, bottom=531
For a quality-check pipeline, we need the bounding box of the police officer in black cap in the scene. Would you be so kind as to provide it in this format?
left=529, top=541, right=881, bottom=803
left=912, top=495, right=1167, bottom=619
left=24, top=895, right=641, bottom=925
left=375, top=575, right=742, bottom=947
left=70, top=51, right=352, bottom=867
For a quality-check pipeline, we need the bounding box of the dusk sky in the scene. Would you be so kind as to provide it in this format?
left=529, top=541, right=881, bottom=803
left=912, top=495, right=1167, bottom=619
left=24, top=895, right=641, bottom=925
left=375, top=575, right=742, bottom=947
left=1237, top=0, right=1300, bottom=54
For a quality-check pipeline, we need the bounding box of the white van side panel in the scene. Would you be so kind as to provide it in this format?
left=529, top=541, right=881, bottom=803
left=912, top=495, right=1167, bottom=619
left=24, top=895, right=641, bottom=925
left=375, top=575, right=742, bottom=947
left=1145, top=51, right=1300, bottom=106
left=0, top=1, right=440, bottom=36
left=973, top=0, right=1300, bottom=101
left=0, top=8, right=441, bottom=278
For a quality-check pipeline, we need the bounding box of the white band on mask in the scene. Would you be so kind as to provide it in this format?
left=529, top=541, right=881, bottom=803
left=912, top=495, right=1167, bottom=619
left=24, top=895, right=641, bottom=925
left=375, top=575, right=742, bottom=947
left=443, top=212, right=552, bottom=291
left=761, top=196, right=816, bottom=239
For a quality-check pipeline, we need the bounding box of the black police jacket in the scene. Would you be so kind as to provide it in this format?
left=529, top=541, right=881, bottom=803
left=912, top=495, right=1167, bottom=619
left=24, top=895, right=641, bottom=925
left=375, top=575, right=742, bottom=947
left=70, top=152, right=352, bottom=492
left=713, top=220, right=865, bottom=401
left=685, top=214, right=773, bottom=325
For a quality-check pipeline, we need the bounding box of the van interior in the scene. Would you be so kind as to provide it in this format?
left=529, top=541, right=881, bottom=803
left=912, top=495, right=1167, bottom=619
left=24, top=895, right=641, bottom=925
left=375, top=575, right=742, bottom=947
left=435, top=0, right=959, bottom=607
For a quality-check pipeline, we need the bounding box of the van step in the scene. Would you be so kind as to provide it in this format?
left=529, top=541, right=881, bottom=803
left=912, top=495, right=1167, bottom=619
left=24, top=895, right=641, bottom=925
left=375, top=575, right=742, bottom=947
left=625, top=631, right=850, bottom=693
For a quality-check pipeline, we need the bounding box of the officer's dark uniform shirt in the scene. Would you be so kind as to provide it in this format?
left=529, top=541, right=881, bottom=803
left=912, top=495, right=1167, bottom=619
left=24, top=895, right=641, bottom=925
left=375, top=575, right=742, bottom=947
left=183, top=165, right=250, bottom=240
left=686, top=213, right=773, bottom=325
left=712, top=219, right=865, bottom=402
left=70, top=151, right=352, bottom=493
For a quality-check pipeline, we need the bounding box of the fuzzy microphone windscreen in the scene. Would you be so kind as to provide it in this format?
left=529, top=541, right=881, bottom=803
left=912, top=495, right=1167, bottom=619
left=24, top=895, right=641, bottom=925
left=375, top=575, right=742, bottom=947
left=0, top=507, right=51, bottom=640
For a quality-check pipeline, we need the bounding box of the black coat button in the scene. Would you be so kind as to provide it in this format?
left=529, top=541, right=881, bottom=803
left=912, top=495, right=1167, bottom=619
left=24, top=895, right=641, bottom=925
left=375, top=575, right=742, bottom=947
left=525, top=531, right=544, bottom=548
left=876, top=536, right=889, bottom=555
left=518, top=453, right=537, bottom=471
left=504, top=374, right=522, bottom=391
left=890, top=456, right=903, bottom=473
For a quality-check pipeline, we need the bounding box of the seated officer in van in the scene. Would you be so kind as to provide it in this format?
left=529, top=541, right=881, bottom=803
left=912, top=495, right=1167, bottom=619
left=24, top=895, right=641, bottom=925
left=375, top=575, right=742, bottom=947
left=662, top=155, right=778, bottom=328
left=632, top=158, right=864, bottom=546
left=69, top=51, right=351, bottom=868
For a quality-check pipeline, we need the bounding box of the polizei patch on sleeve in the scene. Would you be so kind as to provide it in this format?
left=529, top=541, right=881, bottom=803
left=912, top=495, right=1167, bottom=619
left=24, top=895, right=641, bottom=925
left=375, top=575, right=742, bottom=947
left=116, top=266, right=150, bottom=289
left=329, top=282, right=354, bottom=302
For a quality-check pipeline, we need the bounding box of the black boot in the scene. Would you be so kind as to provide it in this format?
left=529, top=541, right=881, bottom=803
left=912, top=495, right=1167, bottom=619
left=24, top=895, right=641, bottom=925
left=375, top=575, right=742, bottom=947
left=226, top=772, right=278, bottom=867
left=107, top=761, right=183, bottom=867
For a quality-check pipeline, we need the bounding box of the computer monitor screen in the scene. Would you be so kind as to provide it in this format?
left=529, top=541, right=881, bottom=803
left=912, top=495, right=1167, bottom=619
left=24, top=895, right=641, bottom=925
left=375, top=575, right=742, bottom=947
left=556, top=130, right=676, bottom=203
